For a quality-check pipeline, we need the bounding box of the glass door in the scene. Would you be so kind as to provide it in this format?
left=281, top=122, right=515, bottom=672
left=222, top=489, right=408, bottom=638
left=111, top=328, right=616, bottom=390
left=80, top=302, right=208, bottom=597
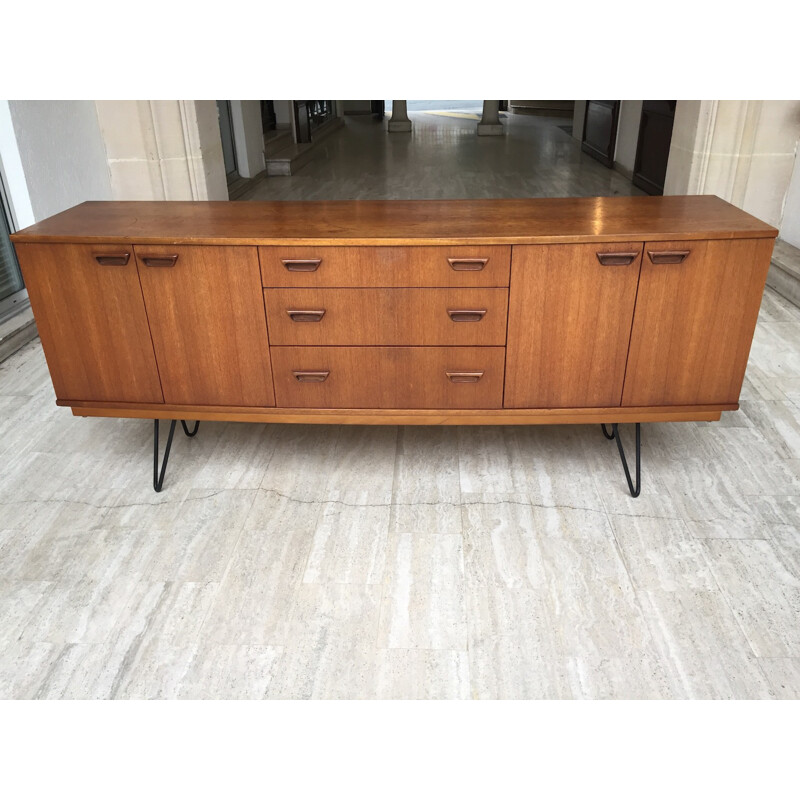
left=0, top=173, right=25, bottom=322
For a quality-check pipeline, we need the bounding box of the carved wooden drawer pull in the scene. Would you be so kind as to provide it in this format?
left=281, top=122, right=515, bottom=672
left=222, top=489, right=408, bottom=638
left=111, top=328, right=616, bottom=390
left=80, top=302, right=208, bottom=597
left=448, top=257, right=488, bottom=271
left=595, top=251, right=639, bottom=266
left=141, top=254, right=179, bottom=268
left=94, top=252, right=130, bottom=266
left=282, top=258, right=321, bottom=272
left=447, top=309, right=487, bottom=322
left=286, top=309, right=326, bottom=322
left=648, top=250, right=690, bottom=264
left=293, top=371, right=330, bottom=383
left=446, top=371, right=484, bottom=383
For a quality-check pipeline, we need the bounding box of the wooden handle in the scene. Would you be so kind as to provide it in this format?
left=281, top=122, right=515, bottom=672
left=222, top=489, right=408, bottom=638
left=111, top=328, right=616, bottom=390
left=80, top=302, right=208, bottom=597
left=286, top=309, right=326, bottom=322
left=648, top=249, right=690, bottom=264
left=596, top=251, right=639, bottom=266
left=446, top=371, right=484, bottom=383
left=447, top=309, right=487, bottom=322
left=141, top=254, right=179, bottom=268
left=447, top=257, right=488, bottom=271
left=293, top=371, right=329, bottom=382
left=282, top=258, right=321, bottom=272
left=94, top=253, right=130, bottom=266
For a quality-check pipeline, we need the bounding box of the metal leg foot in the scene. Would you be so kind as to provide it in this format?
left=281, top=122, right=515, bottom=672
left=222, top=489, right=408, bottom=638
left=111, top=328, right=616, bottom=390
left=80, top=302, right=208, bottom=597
left=181, top=420, right=200, bottom=437
left=154, top=419, right=178, bottom=492
left=600, top=422, right=641, bottom=497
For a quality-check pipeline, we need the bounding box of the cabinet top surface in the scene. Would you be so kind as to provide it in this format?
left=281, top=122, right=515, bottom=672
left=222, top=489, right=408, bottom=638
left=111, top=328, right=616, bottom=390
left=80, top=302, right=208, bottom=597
left=11, top=195, right=778, bottom=246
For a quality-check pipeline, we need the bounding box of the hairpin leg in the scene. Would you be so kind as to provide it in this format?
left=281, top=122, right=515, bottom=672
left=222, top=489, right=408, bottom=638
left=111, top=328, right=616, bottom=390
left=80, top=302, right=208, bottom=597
left=153, top=419, right=200, bottom=492
left=600, top=422, right=641, bottom=497
left=154, top=419, right=177, bottom=492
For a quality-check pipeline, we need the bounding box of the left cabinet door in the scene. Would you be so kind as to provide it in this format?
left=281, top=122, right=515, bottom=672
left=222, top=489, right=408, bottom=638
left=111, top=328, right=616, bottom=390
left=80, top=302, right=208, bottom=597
left=135, top=245, right=275, bottom=407
left=15, top=243, right=164, bottom=404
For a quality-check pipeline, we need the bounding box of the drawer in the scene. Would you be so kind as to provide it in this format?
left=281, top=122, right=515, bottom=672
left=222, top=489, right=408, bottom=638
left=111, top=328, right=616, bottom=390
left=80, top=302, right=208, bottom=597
left=259, top=246, right=511, bottom=287
left=271, top=346, right=506, bottom=408
left=265, top=288, right=508, bottom=346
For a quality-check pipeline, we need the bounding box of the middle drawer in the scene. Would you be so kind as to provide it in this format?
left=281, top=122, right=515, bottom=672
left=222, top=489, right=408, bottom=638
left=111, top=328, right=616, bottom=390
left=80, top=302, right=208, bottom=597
left=264, top=288, right=508, bottom=346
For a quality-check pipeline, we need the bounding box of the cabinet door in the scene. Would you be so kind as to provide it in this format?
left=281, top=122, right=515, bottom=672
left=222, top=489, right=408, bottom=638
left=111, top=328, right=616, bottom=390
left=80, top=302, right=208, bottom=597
left=505, top=243, right=642, bottom=408
left=622, top=238, right=773, bottom=406
left=135, top=245, right=275, bottom=407
left=15, top=243, right=163, bottom=403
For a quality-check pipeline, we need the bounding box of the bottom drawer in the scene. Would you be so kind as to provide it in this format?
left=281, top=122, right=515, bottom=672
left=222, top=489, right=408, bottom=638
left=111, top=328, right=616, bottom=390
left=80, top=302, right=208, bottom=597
left=271, top=346, right=505, bottom=409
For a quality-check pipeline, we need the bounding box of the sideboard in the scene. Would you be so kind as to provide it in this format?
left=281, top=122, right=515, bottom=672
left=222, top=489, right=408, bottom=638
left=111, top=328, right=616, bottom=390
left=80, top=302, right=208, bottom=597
left=11, top=196, right=778, bottom=495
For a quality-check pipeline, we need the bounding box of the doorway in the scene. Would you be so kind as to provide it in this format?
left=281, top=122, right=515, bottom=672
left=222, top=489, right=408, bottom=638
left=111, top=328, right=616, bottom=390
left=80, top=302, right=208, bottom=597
left=582, top=101, right=620, bottom=167
left=216, top=100, right=238, bottom=180
left=261, top=101, right=277, bottom=132
left=632, top=101, right=676, bottom=195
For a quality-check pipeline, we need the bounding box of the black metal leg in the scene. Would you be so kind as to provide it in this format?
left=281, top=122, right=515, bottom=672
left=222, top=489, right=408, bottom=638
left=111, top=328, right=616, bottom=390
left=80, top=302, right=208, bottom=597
left=600, top=422, right=641, bottom=497
left=181, top=420, right=200, bottom=437
left=153, top=419, right=201, bottom=491
left=154, top=419, right=178, bottom=493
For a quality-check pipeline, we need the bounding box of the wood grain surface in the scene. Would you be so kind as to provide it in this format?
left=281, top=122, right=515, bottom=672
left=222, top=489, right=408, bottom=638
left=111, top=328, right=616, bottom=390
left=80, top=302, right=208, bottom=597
left=264, top=287, right=508, bottom=346
left=134, top=245, right=275, bottom=407
left=505, top=242, right=643, bottom=408
left=67, top=400, right=731, bottom=425
left=15, top=243, right=163, bottom=404
left=260, top=245, right=510, bottom=287
left=10, top=196, right=777, bottom=246
left=270, top=346, right=506, bottom=409
left=622, top=238, right=775, bottom=405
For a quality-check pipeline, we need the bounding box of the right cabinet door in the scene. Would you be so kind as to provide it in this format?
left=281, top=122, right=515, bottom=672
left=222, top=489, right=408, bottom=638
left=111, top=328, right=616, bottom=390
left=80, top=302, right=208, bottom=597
left=622, top=238, right=774, bottom=407
left=505, top=242, right=643, bottom=408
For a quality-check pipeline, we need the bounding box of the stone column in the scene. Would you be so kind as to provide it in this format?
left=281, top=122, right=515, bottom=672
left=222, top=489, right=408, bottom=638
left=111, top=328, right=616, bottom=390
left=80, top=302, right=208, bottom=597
left=664, top=100, right=800, bottom=227
left=388, top=100, right=411, bottom=132
left=477, top=101, right=504, bottom=136
left=95, top=100, right=228, bottom=200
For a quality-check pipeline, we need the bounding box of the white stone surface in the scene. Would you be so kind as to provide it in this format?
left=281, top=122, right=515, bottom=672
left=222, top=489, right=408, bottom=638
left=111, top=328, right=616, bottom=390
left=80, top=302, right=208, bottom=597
left=664, top=100, right=800, bottom=233
left=230, top=100, right=266, bottom=179
left=477, top=101, right=504, bottom=136
left=614, top=100, right=643, bottom=176
left=387, top=100, right=411, bottom=132
left=6, top=101, right=112, bottom=221
left=95, top=100, right=227, bottom=201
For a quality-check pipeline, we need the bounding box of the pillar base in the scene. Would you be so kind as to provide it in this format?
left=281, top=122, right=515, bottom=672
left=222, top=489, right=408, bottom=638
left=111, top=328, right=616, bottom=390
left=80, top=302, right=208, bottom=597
left=477, top=123, right=504, bottom=136
left=387, top=119, right=412, bottom=132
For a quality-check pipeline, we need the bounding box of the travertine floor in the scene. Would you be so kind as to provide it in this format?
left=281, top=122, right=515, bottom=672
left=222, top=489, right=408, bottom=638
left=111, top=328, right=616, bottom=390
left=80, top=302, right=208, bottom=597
left=2, top=114, right=799, bottom=699
left=1, top=286, right=799, bottom=699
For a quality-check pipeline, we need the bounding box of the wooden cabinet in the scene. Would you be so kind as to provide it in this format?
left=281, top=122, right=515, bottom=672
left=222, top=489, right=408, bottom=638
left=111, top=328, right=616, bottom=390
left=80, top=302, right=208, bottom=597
left=623, top=238, right=775, bottom=406
left=134, top=245, right=274, bottom=407
left=505, top=243, right=643, bottom=408
left=14, top=243, right=163, bottom=404
left=10, top=196, right=777, bottom=426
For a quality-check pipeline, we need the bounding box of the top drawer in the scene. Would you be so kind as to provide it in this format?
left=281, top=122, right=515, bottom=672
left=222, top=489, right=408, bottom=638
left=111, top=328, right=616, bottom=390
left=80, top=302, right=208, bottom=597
left=259, top=246, right=511, bottom=287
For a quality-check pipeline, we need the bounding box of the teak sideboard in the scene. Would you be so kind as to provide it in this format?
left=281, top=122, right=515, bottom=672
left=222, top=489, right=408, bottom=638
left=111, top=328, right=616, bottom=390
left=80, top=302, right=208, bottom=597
left=11, top=196, right=778, bottom=495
